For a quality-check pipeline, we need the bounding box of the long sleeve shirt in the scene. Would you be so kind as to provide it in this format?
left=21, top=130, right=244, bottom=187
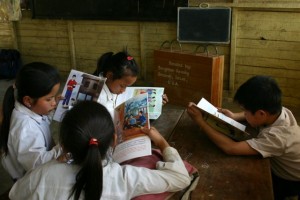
left=9, top=147, right=191, bottom=200
left=1, top=101, right=61, bottom=180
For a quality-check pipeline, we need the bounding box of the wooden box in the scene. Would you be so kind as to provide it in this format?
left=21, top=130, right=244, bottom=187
left=154, top=49, right=224, bottom=107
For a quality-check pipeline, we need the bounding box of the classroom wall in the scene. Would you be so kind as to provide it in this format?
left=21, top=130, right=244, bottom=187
left=0, top=1, right=299, bottom=107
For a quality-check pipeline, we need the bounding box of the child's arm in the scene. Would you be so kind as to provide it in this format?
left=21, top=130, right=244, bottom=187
left=187, top=102, right=258, bottom=156
left=218, top=108, right=245, bottom=121
left=141, top=126, right=169, bottom=151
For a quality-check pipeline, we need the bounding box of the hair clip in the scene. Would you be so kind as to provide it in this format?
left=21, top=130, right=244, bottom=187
left=89, top=138, right=99, bottom=146
left=127, top=56, right=133, bottom=61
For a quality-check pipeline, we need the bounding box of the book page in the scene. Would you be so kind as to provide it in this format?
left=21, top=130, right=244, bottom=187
left=197, top=98, right=246, bottom=132
left=53, top=69, right=106, bottom=122
left=113, top=93, right=151, bottom=163
left=116, top=87, right=164, bottom=119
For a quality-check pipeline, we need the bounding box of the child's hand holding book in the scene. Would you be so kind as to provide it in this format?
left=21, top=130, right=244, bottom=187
left=141, top=127, right=170, bottom=151
left=187, top=102, right=205, bottom=125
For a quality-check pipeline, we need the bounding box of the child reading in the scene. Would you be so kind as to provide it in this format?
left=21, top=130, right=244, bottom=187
left=9, top=101, right=191, bottom=200
left=187, top=75, right=300, bottom=200
left=0, top=62, right=62, bottom=180
left=93, top=49, right=168, bottom=118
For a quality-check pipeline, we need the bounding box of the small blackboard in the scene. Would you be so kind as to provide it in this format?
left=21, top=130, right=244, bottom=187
left=177, top=7, right=231, bottom=44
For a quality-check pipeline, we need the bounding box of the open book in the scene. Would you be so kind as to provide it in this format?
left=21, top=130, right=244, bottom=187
left=53, top=69, right=106, bottom=122
left=113, top=93, right=151, bottom=163
left=196, top=98, right=253, bottom=141
left=117, top=87, right=164, bottom=120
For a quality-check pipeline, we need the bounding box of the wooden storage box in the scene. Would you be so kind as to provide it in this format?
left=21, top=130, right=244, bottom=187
left=154, top=49, right=224, bottom=107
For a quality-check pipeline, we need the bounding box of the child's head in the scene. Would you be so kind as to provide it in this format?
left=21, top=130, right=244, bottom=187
left=59, top=101, right=114, bottom=200
left=94, top=50, right=139, bottom=94
left=234, top=75, right=282, bottom=126
left=234, top=75, right=282, bottom=114
left=0, top=62, right=60, bottom=155
left=16, top=62, right=61, bottom=115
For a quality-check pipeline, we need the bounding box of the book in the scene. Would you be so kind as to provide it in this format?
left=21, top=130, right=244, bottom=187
left=53, top=69, right=106, bottom=122
left=113, top=92, right=152, bottom=163
left=196, top=98, right=254, bottom=141
left=117, top=87, right=164, bottom=120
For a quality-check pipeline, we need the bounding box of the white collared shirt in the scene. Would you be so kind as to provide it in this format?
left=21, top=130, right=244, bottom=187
left=9, top=147, right=191, bottom=200
left=1, top=101, right=62, bottom=180
left=98, top=83, right=118, bottom=118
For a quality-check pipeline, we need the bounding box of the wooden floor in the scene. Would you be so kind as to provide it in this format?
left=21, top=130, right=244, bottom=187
left=0, top=78, right=300, bottom=199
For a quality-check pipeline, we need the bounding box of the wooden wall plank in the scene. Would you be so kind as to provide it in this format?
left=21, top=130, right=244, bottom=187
left=236, top=56, right=300, bottom=71
left=233, top=9, right=300, bottom=107
left=0, top=5, right=299, bottom=107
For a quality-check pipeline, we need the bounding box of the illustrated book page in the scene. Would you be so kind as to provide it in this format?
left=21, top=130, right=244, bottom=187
left=53, top=69, right=106, bottom=122
left=196, top=98, right=253, bottom=141
left=116, top=87, right=164, bottom=120
left=113, top=93, right=151, bottom=163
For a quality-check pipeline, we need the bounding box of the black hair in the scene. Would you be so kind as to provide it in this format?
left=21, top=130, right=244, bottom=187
left=0, top=62, right=60, bottom=155
left=93, top=49, right=139, bottom=80
left=234, top=75, right=282, bottom=114
left=60, top=101, right=114, bottom=200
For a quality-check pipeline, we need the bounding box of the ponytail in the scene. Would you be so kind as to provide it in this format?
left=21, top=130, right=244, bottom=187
left=61, top=101, right=114, bottom=200
left=71, top=144, right=103, bottom=200
left=93, top=50, right=139, bottom=80
left=0, top=85, right=15, bottom=155
left=93, top=52, right=113, bottom=77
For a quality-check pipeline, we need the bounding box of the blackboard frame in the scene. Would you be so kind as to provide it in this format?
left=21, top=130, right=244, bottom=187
left=177, top=7, right=232, bottom=44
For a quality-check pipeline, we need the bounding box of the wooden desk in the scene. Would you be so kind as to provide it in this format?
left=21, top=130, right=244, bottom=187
left=151, top=104, right=185, bottom=140
left=167, top=110, right=274, bottom=200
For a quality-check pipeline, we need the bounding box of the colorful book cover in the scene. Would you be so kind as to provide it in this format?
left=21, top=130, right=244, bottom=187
left=113, top=93, right=151, bottom=163
left=53, top=69, right=106, bottom=122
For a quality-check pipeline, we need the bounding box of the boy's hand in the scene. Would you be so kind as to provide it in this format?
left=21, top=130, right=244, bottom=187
left=187, top=102, right=204, bottom=122
left=218, top=108, right=234, bottom=118
left=218, top=108, right=245, bottom=121
left=141, top=126, right=169, bottom=151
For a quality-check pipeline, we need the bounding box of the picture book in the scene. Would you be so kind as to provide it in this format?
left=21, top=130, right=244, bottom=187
left=117, top=87, right=164, bottom=120
left=196, top=98, right=253, bottom=141
left=53, top=69, right=106, bottom=122
left=113, top=92, right=152, bottom=163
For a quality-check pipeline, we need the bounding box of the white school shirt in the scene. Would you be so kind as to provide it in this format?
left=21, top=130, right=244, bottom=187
left=97, top=83, right=127, bottom=119
left=1, top=101, right=62, bottom=180
left=9, top=147, right=191, bottom=200
left=246, top=107, right=300, bottom=181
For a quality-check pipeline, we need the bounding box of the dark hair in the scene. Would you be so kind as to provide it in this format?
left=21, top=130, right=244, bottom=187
left=93, top=50, right=139, bottom=80
left=234, top=75, right=282, bottom=114
left=60, top=101, right=114, bottom=200
left=0, top=62, right=60, bottom=155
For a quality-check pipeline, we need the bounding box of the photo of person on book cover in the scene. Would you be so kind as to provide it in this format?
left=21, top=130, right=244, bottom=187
left=62, top=74, right=78, bottom=108
left=115, top=93, right=149, bottom=143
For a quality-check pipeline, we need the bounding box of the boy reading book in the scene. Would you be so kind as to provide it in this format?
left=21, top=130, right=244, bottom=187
left=187, top=75, right=300, bottom=200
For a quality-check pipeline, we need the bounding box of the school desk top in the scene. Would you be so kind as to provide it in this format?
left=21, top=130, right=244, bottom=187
left=153, top=105, right=273, bottom=200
